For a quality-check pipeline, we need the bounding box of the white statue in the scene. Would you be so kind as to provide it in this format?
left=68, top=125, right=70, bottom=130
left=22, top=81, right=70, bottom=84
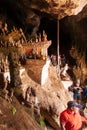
left=61, top=63, right=69, bottom=77
left=41, top=58, right=51, bottom=86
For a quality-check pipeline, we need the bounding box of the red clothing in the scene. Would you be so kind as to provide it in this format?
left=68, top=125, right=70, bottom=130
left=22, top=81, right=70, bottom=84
left=60, top=108, right=87, bottom=130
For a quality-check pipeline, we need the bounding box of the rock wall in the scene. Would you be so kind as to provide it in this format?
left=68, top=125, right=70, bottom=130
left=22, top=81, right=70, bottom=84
left=16, top=60, right=71, bottom=129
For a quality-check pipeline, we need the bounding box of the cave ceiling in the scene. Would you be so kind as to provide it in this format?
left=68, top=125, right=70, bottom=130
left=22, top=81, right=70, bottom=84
left=0, top=0, right=87, bottom=55
left=0, top=0, right=87, bottom=31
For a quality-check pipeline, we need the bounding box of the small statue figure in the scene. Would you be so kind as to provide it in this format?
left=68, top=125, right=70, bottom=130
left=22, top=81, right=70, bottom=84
left=19, top=28, right=27, bottom=43
left=13, top=26, right=16, bottom=32
left=39, top=33, right=41, bottom=42
left=0, top=20, right=2, bottom=30
left=42, top=30, right=47, bottom=41
left=9, top=36, right=14, bottom=45
left=32, top=47, right=37, bottom=59
left=26, top=87, right=31, bottom=102
left=60, top=63, right=70, bottom=80
left=35, top=34, right=38, bottom=43
left=3, top=76, right=10, bottom=91
left=2, top=76, right=10, bottom=100
left=4, top=22, right=8, bottom=34
left=9, top=88, right=14, bottom=102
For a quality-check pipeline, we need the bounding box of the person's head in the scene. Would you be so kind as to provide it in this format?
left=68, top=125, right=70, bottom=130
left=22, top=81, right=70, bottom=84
left=67, top=101, right=82, bottom=113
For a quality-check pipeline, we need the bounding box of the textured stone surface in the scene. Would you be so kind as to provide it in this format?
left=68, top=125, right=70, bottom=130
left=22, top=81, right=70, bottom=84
left=0, top=0, right=87, bottom=30
left=16, top=59, right=71, bottom=129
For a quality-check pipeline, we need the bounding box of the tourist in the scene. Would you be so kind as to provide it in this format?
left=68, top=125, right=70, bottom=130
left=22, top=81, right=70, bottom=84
left=60, top=101, right=87, bottom=130
left=72, top=83, right=83, bottom=104
left=61, top=54, right=66, bottom=67
left=50, top=54, right=57, bottom=66
left=83, top=85, right=87, bottom=101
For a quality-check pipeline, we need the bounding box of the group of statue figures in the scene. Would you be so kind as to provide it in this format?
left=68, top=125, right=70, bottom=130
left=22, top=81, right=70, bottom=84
left=0, top=24, right=27, bottom=48
left=0, top=54, right=14, bottom=102
left=0, top=20, right=48, bottom=49
left=0, top=21, right=8, bottom=35
left=0, top=20, right=49, bottom=104
left=0, top=55, right=9, bottom=73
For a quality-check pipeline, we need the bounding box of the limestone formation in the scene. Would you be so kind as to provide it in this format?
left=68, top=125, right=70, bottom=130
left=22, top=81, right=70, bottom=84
left=16, top=60, right=71, bottom=129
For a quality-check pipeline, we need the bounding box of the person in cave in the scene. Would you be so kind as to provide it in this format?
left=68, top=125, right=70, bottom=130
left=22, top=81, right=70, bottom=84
left=72, top=82, right=83, bottom=104
left=60, top=101, right=87, bottom=130
left=83, top=85, right=87, bottom=102
left=50, top=54, right=57, bottom=66
left=61, top=54, right=66, bottom=67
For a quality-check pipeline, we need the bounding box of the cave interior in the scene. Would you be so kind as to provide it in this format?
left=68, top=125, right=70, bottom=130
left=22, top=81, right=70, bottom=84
left=0, top=1, right=87, bottom=84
